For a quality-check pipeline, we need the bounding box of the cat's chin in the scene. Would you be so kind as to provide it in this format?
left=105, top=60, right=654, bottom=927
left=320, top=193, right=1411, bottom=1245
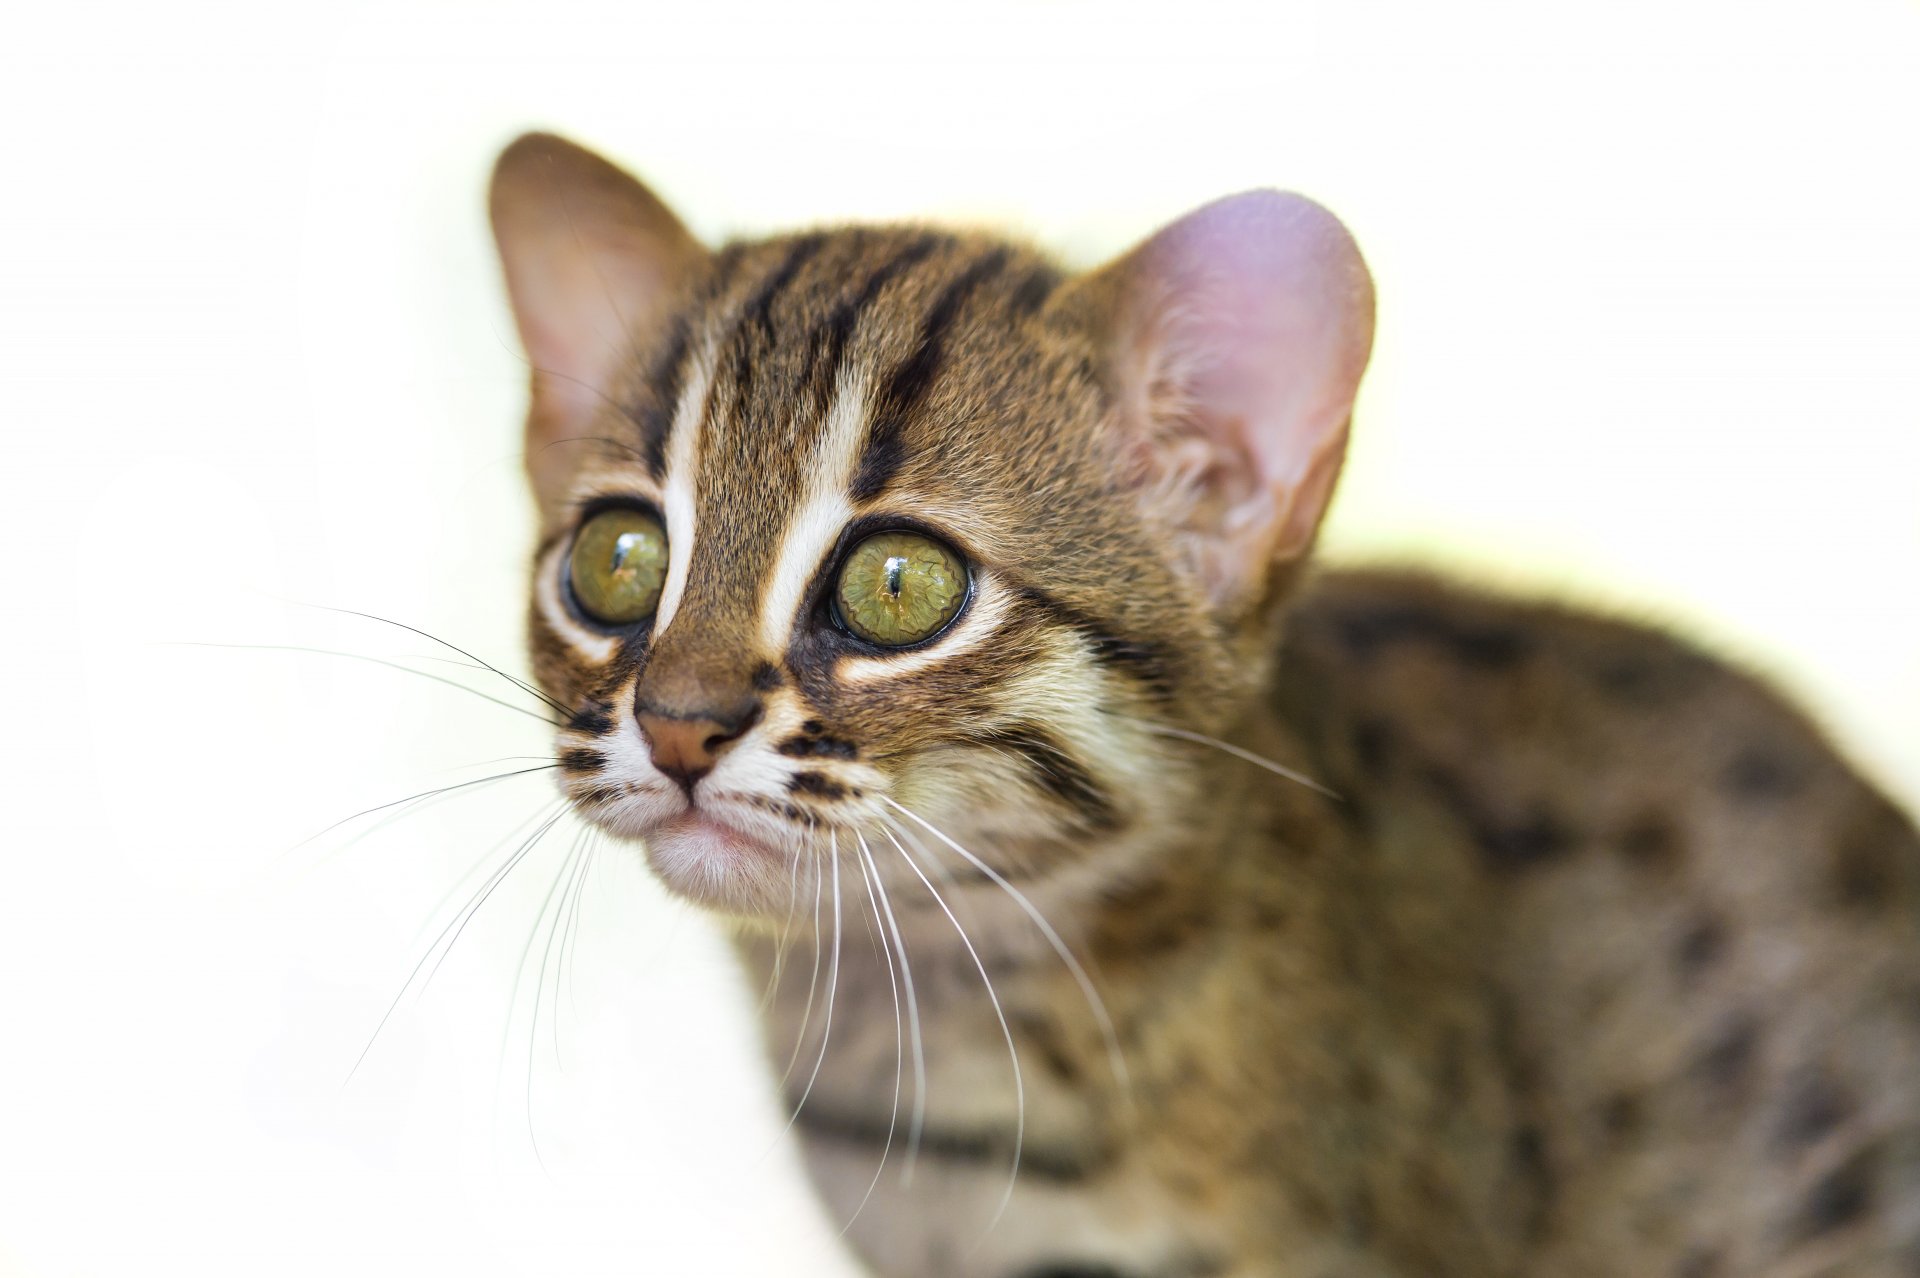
left=637, top=812, right=793, bottom=916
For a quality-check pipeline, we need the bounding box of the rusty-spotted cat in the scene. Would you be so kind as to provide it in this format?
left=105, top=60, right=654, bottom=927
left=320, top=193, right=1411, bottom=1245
left=488, top=132, right=1920, bottom=1277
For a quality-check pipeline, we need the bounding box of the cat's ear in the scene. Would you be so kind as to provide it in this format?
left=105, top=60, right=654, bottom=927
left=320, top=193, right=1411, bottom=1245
left=490, top=132, right=706, bottom=508
left=1079, top=190, right=1374, bottom=615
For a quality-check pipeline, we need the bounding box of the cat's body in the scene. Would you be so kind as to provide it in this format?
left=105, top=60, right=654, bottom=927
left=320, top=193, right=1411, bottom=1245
left=747, top=570, right=1920, bottom=1277
left=486, top=133, right=1920, bottom=1276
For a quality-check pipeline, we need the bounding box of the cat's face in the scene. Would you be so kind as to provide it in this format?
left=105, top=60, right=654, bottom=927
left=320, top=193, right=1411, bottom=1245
left=491, top=135, right=1373, bottom=922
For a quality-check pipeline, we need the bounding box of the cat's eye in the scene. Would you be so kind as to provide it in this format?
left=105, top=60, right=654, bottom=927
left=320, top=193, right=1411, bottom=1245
left=833, top=530, right=969, bottom=648
left=568, top=508, right=669, bottom=626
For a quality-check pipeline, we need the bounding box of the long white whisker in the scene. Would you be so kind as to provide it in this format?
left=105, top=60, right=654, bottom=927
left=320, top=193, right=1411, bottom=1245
left=552, top=829, right=598, bottom=1071
left=879, top=822, right=1023, bottom=1228
left=777, top=848, right=826, bottom=1093
left=763, top=841, right=806, bottom=1013
left=840, top=843, right=903, bottom=1231
left=882, top=797, right=1132, bottom=1101
left=1136, top=722, right=1340, bottom=800
left=279, top=599, right=571, bottom=717
left=526, top=824, right=590, bottom=1170
left=562, top=828, right=604, bottom=1019
left=782, top=834, right=843, bottom=1135
left=293, top=763, right=561, bottom=855
left=163, top=641, right=564, bottom=726
left=859, top=830, right=926, bottom=1181
left=346, top=805, right=566, bottom=1085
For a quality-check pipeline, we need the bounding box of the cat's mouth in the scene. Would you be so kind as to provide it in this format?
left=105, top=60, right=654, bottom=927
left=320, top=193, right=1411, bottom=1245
left=629, top=806, right=799, bottom=914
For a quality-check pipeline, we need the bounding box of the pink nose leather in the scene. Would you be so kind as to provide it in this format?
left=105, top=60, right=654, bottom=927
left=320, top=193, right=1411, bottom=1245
left=635, top=708, right=754, bottom=792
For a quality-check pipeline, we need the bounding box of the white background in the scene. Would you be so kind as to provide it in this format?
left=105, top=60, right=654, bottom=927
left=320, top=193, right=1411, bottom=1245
left=1, top=2, right=1916, bottom=1274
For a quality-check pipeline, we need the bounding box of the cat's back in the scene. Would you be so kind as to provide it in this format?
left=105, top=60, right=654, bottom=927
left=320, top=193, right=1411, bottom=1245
left=1274, top=568, right=1920, bottom=1274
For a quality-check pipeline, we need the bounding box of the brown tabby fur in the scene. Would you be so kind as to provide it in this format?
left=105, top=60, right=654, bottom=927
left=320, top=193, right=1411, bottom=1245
left=491, top=133, right=1920, bottom=1277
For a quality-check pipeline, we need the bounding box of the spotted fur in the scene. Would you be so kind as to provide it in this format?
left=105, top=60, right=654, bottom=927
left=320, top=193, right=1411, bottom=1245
left=489, top=133, right=1920, bottom=1277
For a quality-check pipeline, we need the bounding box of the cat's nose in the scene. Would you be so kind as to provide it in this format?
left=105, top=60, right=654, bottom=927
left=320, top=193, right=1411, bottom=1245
left=635, top=699, right=760, bottom=794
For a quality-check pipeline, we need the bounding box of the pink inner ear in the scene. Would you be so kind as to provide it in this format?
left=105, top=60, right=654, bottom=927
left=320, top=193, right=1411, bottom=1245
left=1121, top=188, right=1375, bottom=574
left=490, top=134, right=703, bottom=446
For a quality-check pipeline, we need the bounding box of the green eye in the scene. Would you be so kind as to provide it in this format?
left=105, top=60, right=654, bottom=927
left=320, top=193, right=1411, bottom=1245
left=568, top=508, right=669, bottom=625
left=834, top=530, right=968, bottom=647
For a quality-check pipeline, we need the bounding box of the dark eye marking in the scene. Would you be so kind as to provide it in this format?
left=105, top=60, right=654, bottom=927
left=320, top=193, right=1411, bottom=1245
left=558, top=748, right=605, bottom=774
left=969, top=722, right=1116, bottom=832
left=1006, top=584, right=1175, bottom=701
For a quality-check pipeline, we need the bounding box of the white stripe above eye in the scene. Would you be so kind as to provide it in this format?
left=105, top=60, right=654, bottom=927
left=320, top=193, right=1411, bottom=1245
left=651, top=335, right=717, bottom=636
left=756, top=367, right=872, bottom=652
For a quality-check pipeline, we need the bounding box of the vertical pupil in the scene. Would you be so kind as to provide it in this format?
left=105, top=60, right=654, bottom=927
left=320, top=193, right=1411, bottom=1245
left=882, top=555, right=907, bottom=597
left=610, top=532, right=642, bottom=577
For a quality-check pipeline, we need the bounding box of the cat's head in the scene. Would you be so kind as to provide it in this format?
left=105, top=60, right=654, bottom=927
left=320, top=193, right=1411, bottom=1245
left=490, top=133, right=1373, bottom=923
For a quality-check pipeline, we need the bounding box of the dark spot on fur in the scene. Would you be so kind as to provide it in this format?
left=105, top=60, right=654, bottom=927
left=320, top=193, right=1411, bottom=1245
left=1345, top=1061, right=1381, bottom=1105
left=568, top=703, right=614, bottom=735
left=1509, top=1124, right=1555, bottom=1238
left=1480, top=812, right=1576, bottom=872
left=1352, top=718, right=1394, bottom=780
left=1343, top=1184, right=1376, bottom=1243
left=1834, top=833, right=1896, bottom=908
left=1831, top=799, right=1915, bottom=910
left=1594, top=655, right=1662, bottom=702
left=800, top=719, right=823, bottom=735
left=1723, top=748, right=1802, bottom=801
left=1674, top=1248, right=1723, bottom=1278
left=1591, top=645, right=1714, bottom=706
left=750, top=662, right=784, bottom=691
left=1618, top=812, right=1684, bottom=870
left=558, top=748, right=604, bottom=774
left=1334, top=603, right=1536, bottom=670
left=786, top=772, right=848, bottom=800
left=1791, top=1146, right=1878, bottom=1240
left=777, top=735, right=859, bottom=760
left=1434, top=1030, right=1469, bottom=1108
left=1599, top=1090, right=1644, bottom=1139
left=1420, top=766, right=1576, bottom=872
left=1675, top=915, right=1728, bottom=979
left=1010, top=1266, right=1126, bottom=1278
left=1774, top=1072, right=1853, bottom=1150
left=1694, top=1014, right=1761, bottom=1094
left=1251, top=899, right=1289, bottom=931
